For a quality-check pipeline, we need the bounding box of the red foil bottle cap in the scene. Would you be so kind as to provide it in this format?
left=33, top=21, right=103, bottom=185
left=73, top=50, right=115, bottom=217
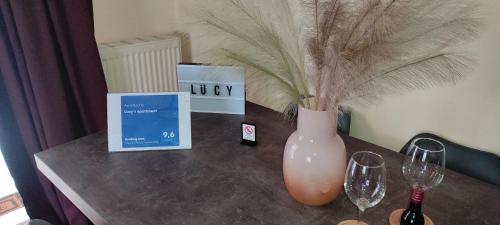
left=411, top=188, right=424, bottom=204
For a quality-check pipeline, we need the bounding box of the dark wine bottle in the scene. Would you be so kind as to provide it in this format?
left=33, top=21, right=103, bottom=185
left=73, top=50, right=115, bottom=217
left=400, top=188, right=425, bottom=225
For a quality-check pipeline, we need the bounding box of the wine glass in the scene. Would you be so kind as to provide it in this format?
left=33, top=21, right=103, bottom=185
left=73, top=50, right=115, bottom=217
left=400, top=137, right=445, bottom=224
left=340, top=151, right=387, bottom=225
left=402, top=138, right=445, bottom=190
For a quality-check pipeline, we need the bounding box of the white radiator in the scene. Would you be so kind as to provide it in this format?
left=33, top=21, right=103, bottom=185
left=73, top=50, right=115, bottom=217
left=98, top=35, right=182, bottom=93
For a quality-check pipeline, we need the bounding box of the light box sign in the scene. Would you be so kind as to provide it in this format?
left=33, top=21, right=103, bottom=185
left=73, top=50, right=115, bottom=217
left=107, top=92, right=192, bottom=152
left=177, top=65, right=245, bottom=114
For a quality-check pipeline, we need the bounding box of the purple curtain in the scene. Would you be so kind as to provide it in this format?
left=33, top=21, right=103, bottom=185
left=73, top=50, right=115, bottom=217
left=0, top=0, right=107, bottom=225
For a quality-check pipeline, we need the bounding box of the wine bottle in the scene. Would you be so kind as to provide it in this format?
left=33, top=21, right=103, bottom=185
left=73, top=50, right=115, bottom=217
left=400, top=188, right=425, bottom=225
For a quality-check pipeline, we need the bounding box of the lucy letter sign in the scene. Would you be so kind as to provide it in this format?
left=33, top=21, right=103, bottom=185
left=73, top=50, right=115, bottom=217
left=177, top=65, right=245, bottom=114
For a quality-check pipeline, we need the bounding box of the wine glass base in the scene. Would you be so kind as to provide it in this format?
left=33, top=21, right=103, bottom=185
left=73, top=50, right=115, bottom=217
left=337, top=220, right=368, bottom=225
left=389, top=209, right=434, bottom=225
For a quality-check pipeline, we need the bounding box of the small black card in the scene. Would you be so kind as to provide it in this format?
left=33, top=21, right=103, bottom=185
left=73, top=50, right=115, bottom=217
left=241, top=122, right=257, bottom=146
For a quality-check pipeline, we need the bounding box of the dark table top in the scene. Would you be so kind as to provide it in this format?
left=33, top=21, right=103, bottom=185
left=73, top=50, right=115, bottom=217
left=35, top=102, right=500, bottom=225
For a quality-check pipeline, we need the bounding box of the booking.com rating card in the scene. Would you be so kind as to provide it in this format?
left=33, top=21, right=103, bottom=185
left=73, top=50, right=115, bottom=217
left=107, top=92, right=191, bottom=152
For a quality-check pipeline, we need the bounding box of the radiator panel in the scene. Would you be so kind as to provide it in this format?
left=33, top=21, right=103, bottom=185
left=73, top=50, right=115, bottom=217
left=99, top=36, right=181, bottom=93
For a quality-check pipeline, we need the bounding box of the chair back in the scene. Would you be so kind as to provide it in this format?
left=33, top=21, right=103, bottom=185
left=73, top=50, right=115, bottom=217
left=400, top=133, right=500, bottom=186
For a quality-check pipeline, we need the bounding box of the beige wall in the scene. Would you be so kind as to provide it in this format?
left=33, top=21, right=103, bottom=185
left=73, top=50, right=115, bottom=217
left=93, top=0, right=177, bottom=43
left=93, top=0, right=500, bottom=155
left=349, top=0, right=500, bottom=155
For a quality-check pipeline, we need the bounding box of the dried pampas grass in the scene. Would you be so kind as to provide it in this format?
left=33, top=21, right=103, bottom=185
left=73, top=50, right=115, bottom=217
left=190, top=0, right=482, bottom=113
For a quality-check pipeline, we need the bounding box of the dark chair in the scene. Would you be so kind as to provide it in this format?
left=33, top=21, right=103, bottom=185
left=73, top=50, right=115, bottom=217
left=337, top=106, right=351, bottom=135
left=400, top=133, right=500, bottom=186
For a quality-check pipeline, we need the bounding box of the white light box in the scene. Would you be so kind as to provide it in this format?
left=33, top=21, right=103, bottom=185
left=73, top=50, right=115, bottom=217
left=177, top=64, right=245, bottom=114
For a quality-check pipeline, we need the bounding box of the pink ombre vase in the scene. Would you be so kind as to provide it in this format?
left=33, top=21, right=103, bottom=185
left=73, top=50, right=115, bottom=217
left=283, top=106, right=347, bottom=206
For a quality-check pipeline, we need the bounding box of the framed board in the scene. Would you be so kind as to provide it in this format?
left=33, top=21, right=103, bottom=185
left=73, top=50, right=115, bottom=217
left=107, top=92, right=191, bottom=152
left=177, top=65, right=245, bottom=114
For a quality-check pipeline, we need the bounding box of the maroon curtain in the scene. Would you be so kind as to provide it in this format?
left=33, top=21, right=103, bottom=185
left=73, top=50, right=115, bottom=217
left=0, top=0, right=107, bottom=225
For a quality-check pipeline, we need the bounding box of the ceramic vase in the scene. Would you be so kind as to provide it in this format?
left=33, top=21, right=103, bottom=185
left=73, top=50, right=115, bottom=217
left=283, top=106, right=347, bottom=206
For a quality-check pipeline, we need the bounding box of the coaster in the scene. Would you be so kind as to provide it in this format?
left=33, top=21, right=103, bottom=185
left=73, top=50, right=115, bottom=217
left=338, top=220, right=369, bottom=225
left=389, top=209, right=434, bottom=225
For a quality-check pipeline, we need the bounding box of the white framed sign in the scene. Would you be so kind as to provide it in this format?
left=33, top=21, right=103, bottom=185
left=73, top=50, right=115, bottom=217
left=107, top=92, right=191, bottom=152
left=177, top=64, right=245, bottom=114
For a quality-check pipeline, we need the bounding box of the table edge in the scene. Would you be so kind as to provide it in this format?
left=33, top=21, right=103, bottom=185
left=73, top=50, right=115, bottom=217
left=35, top=153, right=109, bottom=225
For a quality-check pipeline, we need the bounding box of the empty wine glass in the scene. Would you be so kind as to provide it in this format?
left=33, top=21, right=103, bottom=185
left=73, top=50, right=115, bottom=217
left=402, top=138, right=445, bottom=190
left=399, top=138, right=445, bottom=225
left=340, top=151, right=387, bottom=225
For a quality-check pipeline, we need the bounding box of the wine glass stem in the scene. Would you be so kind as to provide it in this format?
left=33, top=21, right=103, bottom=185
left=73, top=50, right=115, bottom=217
left=411, top=188, right=424, bottom=205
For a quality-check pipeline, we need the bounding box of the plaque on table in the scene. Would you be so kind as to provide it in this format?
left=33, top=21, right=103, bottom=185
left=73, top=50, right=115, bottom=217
left=107, top=92, right=192, bottom=152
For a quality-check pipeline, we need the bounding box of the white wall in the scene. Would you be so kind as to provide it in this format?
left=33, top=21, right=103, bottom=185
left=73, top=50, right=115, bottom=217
left=349, top=0, right=500, bottom=154
left=93, top=0, right=500, bottom=155
left=93, top=0, right=177, bottom=43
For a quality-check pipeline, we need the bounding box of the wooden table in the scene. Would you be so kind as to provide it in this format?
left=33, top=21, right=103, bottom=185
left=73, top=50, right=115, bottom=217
left=35, top=103, right=500, bottom=225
